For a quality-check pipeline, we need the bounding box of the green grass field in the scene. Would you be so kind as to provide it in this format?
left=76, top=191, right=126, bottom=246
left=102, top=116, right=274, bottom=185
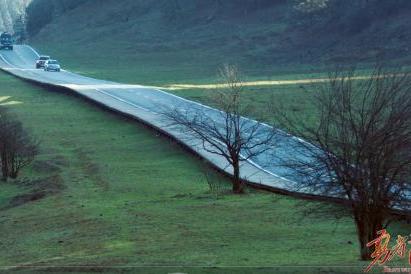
left=168, top=84, right=318, bottom=125
left=33, top=42, right=323, bottom=87
left=17, top=1, right=411, bottom=271
left=23, top=36, right=411, bottom=272
left=0, top=69, right=395, bottom=273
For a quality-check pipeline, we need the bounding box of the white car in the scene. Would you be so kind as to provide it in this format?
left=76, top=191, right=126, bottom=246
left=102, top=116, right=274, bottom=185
left=36, top=55, right=50, bottom=69
left=44, top=60, right=61, bottom=72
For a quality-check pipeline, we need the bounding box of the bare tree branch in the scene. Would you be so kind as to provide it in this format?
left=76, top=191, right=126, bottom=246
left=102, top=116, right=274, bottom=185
left=271, top=64, right=411, bottom=260
left=163, top=64, right=276, bottom=193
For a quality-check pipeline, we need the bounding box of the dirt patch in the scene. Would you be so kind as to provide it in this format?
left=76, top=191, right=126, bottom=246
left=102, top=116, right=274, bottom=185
left=3, top=175, right=65, bottom=210
left=7, top=192, right=46, bottom=208
left=32, top=156, right=69, bottom=174
left=32, top=160, right=61, bottom=173
left=75, top=148, right=110, bottom=191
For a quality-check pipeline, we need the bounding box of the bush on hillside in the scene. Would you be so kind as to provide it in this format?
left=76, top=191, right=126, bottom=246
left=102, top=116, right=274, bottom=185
left=0, top=108, right=38, bottom=180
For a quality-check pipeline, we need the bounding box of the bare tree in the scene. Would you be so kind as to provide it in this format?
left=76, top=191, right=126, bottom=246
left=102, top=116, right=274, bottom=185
left=271, top=65, right=411, bottom=260
left=164, top=65, right=275, bottom=194
left=0, top=108, right=38, bottom=180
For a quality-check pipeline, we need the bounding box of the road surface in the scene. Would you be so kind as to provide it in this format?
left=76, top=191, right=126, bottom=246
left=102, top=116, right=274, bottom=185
left=0, top=45, right=333, bottom=199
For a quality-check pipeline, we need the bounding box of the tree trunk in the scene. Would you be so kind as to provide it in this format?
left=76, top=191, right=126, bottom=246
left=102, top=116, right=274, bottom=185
left=355, top=212, right=383, bottom=260
left=10, top=157, right=18, bottom=179
left=358, top=228, right=372, bottom=260
left=1, top=151, right=9, bottom=181
left=232, top=160, right=244, bottom=194
left=10, top=168, right=18, bottom=179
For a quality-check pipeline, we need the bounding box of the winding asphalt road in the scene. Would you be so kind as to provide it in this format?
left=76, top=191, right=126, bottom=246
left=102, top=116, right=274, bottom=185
left=0, top=45, right=331, bottom=198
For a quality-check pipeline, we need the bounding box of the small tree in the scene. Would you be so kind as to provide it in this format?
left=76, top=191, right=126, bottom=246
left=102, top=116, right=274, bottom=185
left=272, top=65, right=411, bottom=260
left=0, top=108, right=38, bottom=180
left=165, top=65, right=275, bottom=193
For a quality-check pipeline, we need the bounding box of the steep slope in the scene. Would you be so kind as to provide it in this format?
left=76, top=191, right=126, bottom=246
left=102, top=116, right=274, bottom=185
left=27, top=0, right=411, bottom=84
left=0, top=0, right=31, bottom=32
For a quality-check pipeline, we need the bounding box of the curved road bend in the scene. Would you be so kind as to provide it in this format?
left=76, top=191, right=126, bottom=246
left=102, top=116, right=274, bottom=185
left=0, top=45, right=336, bottom=199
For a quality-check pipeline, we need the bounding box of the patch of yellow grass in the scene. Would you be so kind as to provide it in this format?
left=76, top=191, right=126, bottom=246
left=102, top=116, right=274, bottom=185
left=0, top=96, right=23, bottom=106
left=164, top=79, right=324, bottom=90
left=162, top=75, right=400, bottom=90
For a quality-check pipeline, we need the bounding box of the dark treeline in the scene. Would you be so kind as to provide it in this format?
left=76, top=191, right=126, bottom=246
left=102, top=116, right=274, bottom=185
left=26, top=0, right=89, bottom=36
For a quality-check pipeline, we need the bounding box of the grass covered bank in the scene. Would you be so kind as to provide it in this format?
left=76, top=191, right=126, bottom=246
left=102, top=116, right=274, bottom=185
left=0, top=71, right=384, bottom=272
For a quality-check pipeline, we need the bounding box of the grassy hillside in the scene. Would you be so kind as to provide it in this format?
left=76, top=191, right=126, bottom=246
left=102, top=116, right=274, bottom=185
left=0, top=71, right=395, bottom=273
left=27, top=0, right=411, bottom=85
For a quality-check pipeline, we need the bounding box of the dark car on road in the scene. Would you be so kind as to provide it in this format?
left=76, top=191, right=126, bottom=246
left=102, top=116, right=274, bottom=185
left=0, top=32, right=13, bottom=50
left=36, top=55, right=51, bottom=68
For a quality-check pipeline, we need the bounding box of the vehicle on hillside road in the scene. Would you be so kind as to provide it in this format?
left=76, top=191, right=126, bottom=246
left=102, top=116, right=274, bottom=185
left=36, top=55, right=50, bottom=68
left=44, top=60, right=61, bottom=72
left=0, top=32, right=13, bottom=50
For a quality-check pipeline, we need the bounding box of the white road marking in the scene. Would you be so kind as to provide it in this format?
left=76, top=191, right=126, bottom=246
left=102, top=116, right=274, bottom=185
left=5, top=68, right=39, bottom=71
left=0, top=53, right=15, bottom=67
left=24, top=45, right=40, bottom=58
left=93, top=88, right=155, bottom=114
left=62, top=84, right=143, bottom=90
